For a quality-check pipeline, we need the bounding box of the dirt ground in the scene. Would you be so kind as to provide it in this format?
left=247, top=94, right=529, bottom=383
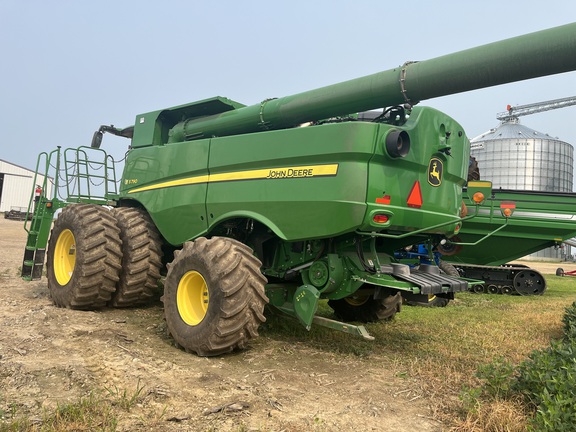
left=0, top=217, right=444, bottom=432
left=509, top=259, right=576, bottom=276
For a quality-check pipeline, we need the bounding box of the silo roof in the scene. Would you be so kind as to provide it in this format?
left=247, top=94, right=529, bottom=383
left=471, top=120, right=563, bottom=142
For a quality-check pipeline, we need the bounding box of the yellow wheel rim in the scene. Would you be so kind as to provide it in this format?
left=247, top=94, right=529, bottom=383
left=54, top=229, right=76, bottom=286
left=177, top=271, right=209, bottom=326
left=344, top=295, right=369, bottom=307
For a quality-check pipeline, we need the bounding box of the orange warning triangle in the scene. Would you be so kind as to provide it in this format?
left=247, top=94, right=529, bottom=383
left=407, top=181, right=423, bottom=208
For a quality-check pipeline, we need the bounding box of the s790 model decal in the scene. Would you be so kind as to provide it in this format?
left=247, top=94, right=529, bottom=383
left=128, top=164, right=339, bottom=194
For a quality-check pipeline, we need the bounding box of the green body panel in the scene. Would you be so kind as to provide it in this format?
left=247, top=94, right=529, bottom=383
left=121, top=140, right=211, bottom=242
left=204, top=123, right=372, bottom=242
left=446, top=189, right=576, bottom=265
left=121, top=106, right=467, bottom=245
left=364, top=107, right=467, bottom=235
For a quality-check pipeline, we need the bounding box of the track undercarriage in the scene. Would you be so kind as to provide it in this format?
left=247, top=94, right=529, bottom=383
left=451, top=263, right=546, bottom=296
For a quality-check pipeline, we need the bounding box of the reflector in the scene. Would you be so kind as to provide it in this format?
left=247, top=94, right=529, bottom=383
left=376, top=195, right=391, bottom=204
left=407, top=181, right=423, bottom=208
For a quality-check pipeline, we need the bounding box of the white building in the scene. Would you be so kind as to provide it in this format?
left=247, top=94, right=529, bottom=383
left=0, top=159, right=52, bottom=213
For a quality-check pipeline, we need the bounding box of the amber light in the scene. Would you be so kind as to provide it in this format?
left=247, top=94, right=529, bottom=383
left=373, top=214, right=389, bottom=224
left=46, top=202, right=52, bottom=208
left=472, top=192, right=485, bottom=204
left=500, top=201, right=515, bottom=217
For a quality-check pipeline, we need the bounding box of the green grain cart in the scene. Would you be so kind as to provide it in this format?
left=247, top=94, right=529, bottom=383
left=22, top=23, right=576, bottom=356
left=440, top=187, right=576, bottom=295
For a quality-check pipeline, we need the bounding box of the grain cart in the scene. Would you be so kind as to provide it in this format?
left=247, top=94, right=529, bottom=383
left=398, top=185, right=576, bottom=305
left=22, top=23, right=576, bottom=356
left=440, top=186, right=576, bottom=294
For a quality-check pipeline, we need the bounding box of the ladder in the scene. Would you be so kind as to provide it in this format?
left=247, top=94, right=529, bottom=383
left=21, top=146, right=119, bottom=281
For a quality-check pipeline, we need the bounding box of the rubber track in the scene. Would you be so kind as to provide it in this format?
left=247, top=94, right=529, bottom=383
left=454, top=263, right=546, bottom=295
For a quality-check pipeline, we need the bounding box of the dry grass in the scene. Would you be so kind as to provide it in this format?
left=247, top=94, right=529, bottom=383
left=454, top=398, right=529, bottom=432
left=267, top=274, right=576, bottom=429
left=382, top=275, right=576, bottom=429
left=0, top=385, right=156, bottom=432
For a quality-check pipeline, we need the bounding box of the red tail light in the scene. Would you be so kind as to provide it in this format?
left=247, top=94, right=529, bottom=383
left=373, top=214, right=389, bottom=224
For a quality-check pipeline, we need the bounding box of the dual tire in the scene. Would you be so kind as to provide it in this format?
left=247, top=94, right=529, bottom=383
left=46, top=205, right=268, bottom=356
left=47, top=204, right=163, bottom=310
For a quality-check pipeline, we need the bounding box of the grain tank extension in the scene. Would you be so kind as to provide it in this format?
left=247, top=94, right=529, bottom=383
left=22, top=23, right=576, bottom=356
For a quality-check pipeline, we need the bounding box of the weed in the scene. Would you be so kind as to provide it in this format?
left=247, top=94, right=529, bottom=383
left=0, top=382, right=150, bottom=432
left=562, top=301, right=576, bottom=340
left=43, top=392, right=118, bottom=431
left=104, top=379, right=145, bottom=411
left=476, top=357, right=516, bottom=399
left=458, top=296, right=576, bottom=431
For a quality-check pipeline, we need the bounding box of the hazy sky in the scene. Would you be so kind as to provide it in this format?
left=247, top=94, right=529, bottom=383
left=1, top=1, right=575, bottom=174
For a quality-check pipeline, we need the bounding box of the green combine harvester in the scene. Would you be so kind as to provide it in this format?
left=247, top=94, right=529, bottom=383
left=21, top=23, right=576, bottom=356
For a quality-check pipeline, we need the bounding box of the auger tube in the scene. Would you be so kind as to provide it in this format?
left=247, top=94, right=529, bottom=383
left=167, top=23, right=576, bottom=142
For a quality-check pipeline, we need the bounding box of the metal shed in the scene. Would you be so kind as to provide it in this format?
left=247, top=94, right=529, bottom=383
left=0, top=159, right=52, bottom=214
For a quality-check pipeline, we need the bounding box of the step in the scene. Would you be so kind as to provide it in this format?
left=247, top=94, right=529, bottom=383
left=381, top=263, right=469, bottom=294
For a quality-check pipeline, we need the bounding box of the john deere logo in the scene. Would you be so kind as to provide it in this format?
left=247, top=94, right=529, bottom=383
left=428, top=158, right=443, bottom=186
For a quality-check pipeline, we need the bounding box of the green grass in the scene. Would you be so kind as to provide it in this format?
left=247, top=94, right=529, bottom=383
left=0, top=392, right=117, bottom=432
left=264, top=277, right=575, bottom=358
left=262, top=275, right=576, bottom=429
left=0, top=382, right=159, bottom=432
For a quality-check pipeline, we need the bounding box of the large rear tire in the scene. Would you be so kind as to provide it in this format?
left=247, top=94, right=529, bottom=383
left=46, top=204, right=122, bottom=310
left=328, top=291, right=402, bottom=323
left=163, top=237, right=268, bottom=356
left=467, top=156, right=481, bottom=182
left=110, top=207, right=163, bottom=307
left=427, top=261, right=458, bottom=307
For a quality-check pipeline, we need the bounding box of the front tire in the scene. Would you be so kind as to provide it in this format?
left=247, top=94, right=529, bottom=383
left=163, top=237, right=268, bottom=356
left=46, top=204, right=122, bottom=310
